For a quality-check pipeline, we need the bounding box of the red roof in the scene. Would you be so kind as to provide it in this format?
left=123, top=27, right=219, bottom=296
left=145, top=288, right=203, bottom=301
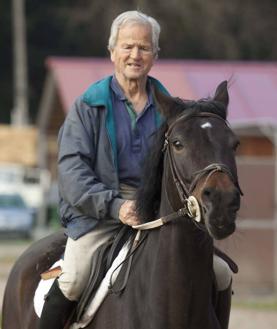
left=47, top=57, right=277, bottom=128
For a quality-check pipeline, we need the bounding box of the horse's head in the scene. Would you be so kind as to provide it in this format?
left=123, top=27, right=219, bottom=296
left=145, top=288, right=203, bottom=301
left=155, top=81, right=242, bottom=240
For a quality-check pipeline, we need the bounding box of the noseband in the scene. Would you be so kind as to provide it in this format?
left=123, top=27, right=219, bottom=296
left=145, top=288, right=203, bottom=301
left=133, top=111, right=242, bottom=231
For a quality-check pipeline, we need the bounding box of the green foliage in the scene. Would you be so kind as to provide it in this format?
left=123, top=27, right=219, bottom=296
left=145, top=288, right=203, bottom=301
left=47, top=205, right=61, bottom=229
left=0, top=0, right=13, bottom=123
left=1, top=0, right=277, bottom=123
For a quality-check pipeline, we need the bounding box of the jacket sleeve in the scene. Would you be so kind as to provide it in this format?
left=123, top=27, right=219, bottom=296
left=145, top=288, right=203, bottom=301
left=57, top=98, right=124, bottom=221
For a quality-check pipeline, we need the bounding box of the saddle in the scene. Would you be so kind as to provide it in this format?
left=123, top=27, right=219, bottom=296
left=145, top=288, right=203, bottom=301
left=39, top=226, right=136, bottom=323
left=75, top=226, right=134, bottom=321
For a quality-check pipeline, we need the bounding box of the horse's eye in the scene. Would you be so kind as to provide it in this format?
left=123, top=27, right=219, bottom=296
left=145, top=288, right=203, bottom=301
left=172, top=140, right=183, bottom=150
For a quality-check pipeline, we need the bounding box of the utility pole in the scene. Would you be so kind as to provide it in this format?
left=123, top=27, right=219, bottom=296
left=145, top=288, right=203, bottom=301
left=11, top=0, right=29, bottom=126
left=274, top=131, right=277, bottom=295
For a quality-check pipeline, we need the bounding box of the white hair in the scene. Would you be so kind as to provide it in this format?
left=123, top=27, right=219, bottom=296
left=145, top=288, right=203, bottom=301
left=108, top=11, right=161, bottom=56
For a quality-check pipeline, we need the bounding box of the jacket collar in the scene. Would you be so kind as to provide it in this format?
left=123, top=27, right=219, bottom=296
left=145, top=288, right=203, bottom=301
left=81, top=75, right=169, bottom=169
left=82, top=75, right=169, bottom=108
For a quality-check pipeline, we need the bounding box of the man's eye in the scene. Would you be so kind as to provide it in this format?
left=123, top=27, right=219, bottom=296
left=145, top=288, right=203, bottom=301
left=141, top=46, right=151, bottom=52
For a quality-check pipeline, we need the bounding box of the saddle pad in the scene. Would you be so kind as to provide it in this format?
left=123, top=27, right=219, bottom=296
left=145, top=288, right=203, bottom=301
left=33, top=241, right=130, bottom=325
left=33, top=259, right=64, bottom=317
left=70, top=240, right=131, bottom=329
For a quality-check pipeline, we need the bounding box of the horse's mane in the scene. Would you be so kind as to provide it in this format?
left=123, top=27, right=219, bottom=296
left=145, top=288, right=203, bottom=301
left=136, top=97, right=227, bottom=222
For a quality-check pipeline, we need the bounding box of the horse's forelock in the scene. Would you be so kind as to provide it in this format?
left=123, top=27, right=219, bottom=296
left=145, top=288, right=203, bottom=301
left=198, top=98, right=227, bottom=120
left=179, top=98, right=227, bottom=120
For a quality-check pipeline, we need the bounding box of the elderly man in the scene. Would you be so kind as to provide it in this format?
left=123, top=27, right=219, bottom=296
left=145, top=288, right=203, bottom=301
left=40, top=10, right=233, bottom=329
left=39, top=10, right=168, bottom=328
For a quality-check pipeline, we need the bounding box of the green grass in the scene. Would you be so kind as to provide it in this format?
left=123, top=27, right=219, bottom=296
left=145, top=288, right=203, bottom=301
left=0, top=239, right=32, bottom=245
left=0, top=256, right=18, bottom=263
left=233, top=299, right=277, bottom=311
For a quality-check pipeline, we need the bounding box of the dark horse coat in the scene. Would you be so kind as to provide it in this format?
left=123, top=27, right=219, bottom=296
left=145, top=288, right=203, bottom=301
left=2, top=81, right=241, bottom=329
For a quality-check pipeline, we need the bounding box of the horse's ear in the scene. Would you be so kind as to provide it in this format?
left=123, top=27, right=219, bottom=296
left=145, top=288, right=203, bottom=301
left=152, top=86, right=183, bottom=120
left=214, top=81, right=229, bottom=107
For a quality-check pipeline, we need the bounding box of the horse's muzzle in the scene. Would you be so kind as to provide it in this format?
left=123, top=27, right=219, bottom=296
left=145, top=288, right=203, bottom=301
left=201, top=187, right=240, bottom=240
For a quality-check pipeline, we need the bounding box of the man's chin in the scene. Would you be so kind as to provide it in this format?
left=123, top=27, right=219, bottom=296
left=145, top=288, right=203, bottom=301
left=125, top=71, right=144, bottom=79
left=124, top=66, right=151, bottom=78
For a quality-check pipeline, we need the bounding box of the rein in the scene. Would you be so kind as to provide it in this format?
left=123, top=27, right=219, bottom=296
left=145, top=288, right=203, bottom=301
left=133, top=195, right=201, bottom=230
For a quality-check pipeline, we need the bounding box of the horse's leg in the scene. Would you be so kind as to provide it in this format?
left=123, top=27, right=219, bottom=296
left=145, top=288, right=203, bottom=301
left=213, top=254, right=233, bottom=329
left=215, top=283, right=232, bottom=329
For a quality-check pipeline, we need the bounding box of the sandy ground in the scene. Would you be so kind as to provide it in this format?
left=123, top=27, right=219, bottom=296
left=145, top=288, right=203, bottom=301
left=0, top=240, right=277, bottom=328
left=230, top=307, right=277, bottom=329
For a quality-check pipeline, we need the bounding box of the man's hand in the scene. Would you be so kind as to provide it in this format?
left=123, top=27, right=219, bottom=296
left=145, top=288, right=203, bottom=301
left=119, top=200, right=141, bottom=226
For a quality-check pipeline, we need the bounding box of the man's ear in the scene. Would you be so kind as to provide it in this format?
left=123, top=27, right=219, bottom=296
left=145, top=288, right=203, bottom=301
left=213, top=80, right=229, bottom=107
left=110, top=48, right=115, bottom=63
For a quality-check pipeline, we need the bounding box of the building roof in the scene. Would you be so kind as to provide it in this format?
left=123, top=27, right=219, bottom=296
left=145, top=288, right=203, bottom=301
left=46, top=57, right=277, bottom=129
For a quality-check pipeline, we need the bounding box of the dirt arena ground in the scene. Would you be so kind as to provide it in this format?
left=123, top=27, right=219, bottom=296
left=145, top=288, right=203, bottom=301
left=0, top=240, right=276, bottom=328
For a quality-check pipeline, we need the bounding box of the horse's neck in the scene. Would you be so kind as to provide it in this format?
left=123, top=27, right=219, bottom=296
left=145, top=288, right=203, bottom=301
left=89, top=174, right=216, bottom=329
left=151, top=167, right=214, bottom=308
left=159, top=166, right=179, bottom=217
left=158, top=162, right=183, bottom=216
left=138, top=194, right=214, bottom=328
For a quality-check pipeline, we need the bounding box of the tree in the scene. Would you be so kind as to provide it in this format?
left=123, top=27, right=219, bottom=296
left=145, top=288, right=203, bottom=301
left=0, top=0, right=276, bottom=123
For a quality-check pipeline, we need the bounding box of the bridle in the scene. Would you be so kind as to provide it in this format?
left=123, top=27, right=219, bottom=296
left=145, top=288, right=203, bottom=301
left=165, top=112, right=242, bottom=204
left=133, top=111, right=242, bottom=231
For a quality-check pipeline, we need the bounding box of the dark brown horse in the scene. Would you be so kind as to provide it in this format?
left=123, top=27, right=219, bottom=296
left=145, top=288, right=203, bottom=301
left=2, top=81, right=241, bottom=329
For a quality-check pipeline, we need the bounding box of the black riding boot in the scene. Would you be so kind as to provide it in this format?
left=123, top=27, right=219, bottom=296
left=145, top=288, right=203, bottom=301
left=215, top=283, right=232, bottom=329
left=39, top=280, right=77, bottom=329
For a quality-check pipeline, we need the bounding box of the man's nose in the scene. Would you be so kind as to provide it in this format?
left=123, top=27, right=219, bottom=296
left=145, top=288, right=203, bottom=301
left=130, top=46, right=141, bottom=58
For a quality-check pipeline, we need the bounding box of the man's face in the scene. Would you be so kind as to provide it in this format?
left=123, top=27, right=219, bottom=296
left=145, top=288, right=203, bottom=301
left=110, top=23, right=155, bottom=83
